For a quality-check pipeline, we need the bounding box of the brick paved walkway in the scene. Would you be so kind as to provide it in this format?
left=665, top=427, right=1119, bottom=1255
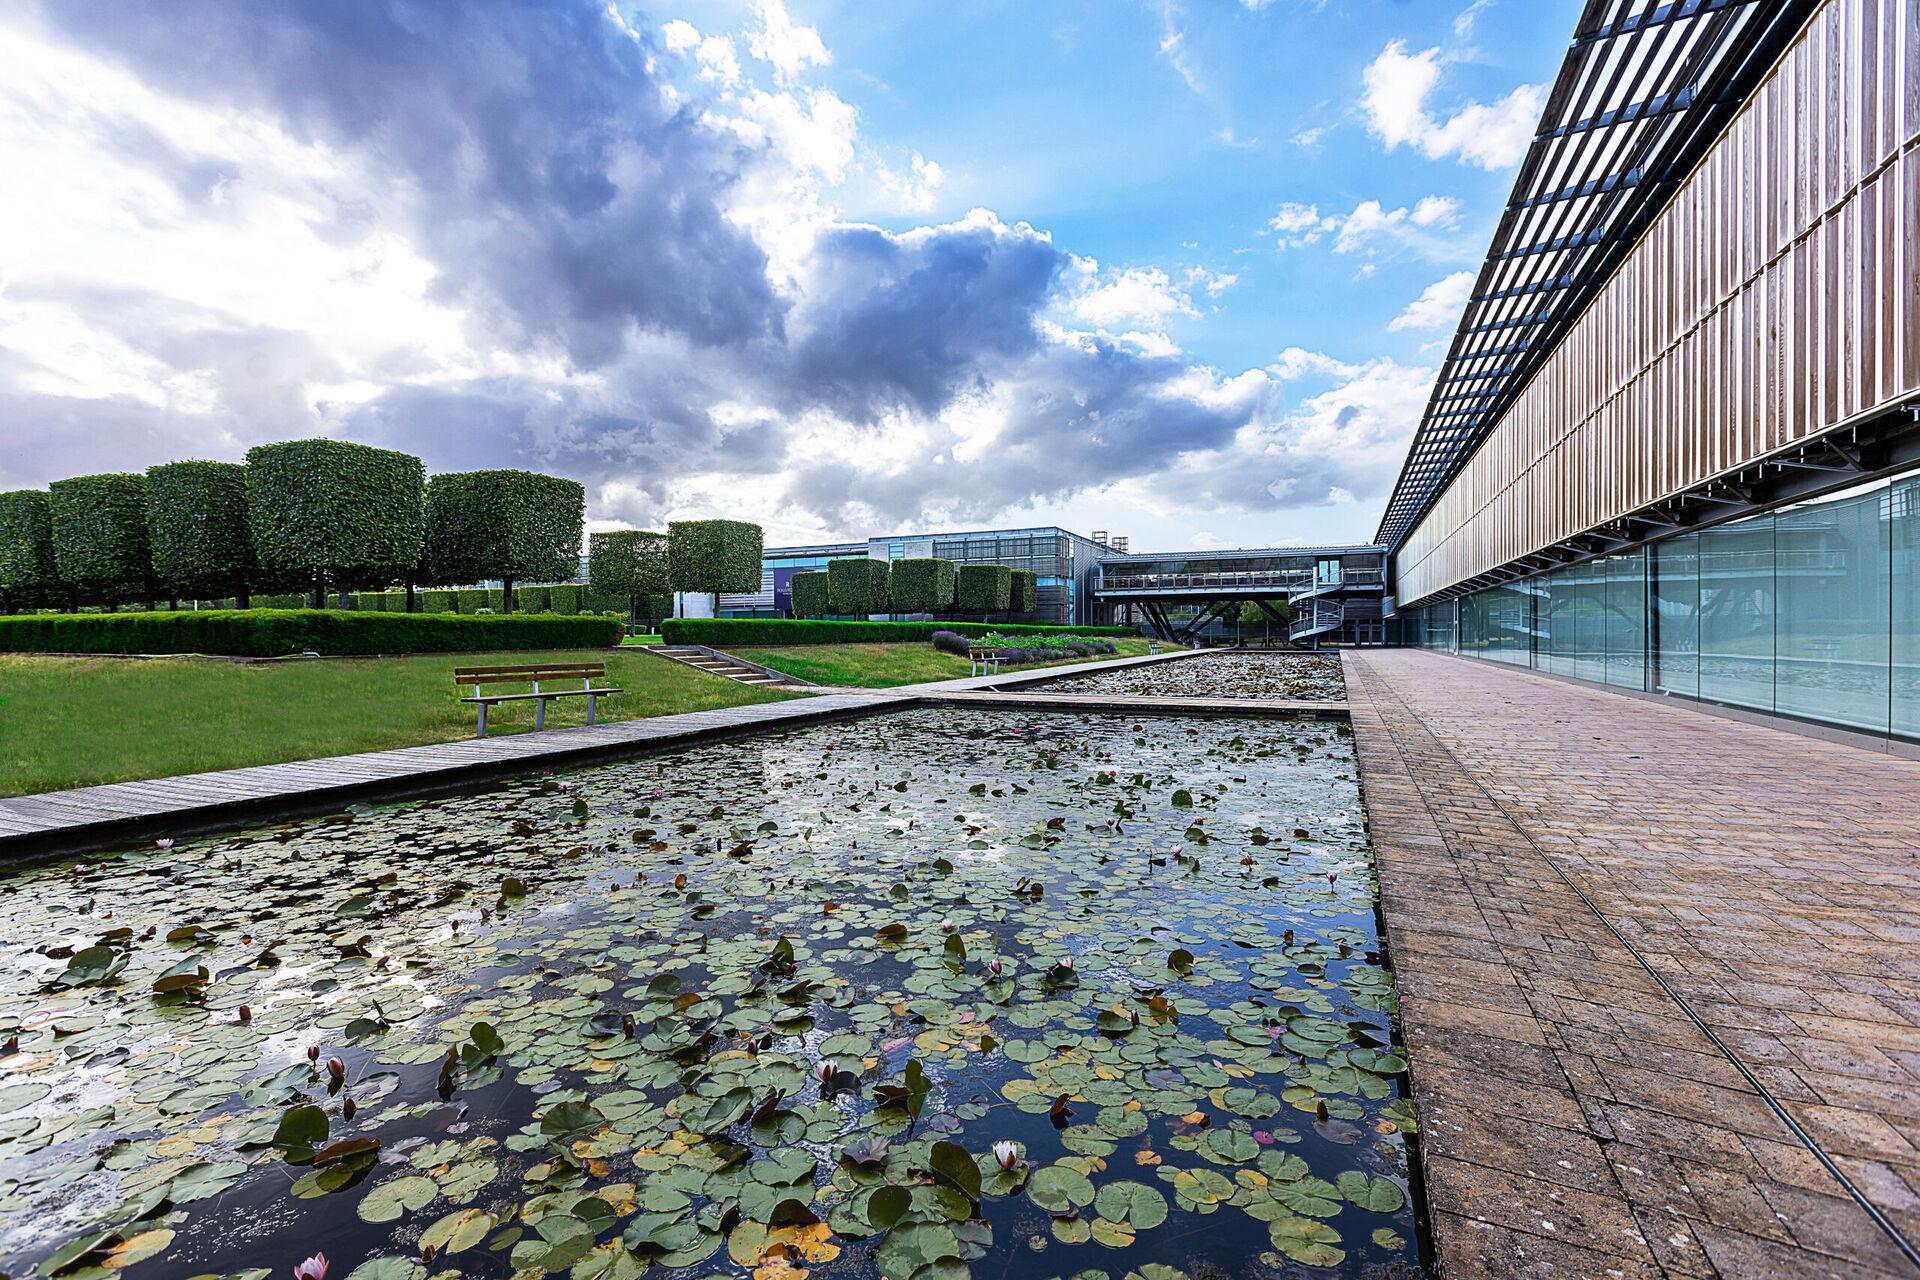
left=1344, top=650, right=1920, bottom=1280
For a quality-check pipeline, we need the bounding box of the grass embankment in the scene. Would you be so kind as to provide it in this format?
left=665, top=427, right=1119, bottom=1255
left=732, top=639, right=1158, bottom=688
left=0, top=649, right=797, bottom=797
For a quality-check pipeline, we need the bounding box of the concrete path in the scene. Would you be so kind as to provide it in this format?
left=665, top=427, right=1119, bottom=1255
left=1344, top=649, right=1920, bottom=1280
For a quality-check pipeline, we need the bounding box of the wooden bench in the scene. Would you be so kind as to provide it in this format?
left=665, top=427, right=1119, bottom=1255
left=967, top=645, right=1001, bottom=677
left=454, top=663, right=622, bottom=738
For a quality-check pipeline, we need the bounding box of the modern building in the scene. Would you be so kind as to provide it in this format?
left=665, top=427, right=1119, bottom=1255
left=718, top=526, right=1114, bottom=626
left=1380, top=0, right=1920, bottom=744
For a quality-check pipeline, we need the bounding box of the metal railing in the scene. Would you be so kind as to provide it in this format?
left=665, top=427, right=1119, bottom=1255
left=1291, top=598, right=1344, bottom=641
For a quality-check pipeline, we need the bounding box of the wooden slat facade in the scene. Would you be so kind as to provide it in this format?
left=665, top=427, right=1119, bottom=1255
left=1397, top=0, right=1920, bottom=606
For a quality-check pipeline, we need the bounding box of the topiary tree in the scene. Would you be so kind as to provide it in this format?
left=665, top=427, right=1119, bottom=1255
left=668, top=520, right=763, bottom=609
left=889, top=558, right=955, bottom=615
left=147, top=461, right=259, bottom=608
left=50, top=474, right=157, bottom=612
left=247, top=439, right=425, bottom=608
left=956, top=563, right=1011, bottom=616
left=790, top=570, right=829, bottom=619
left=1009, top=569, right=1039, bottom=617
left=588, top=529, right=671, bottom=628
left=827, top=557, right=890, bottom=617
left=425, top=470, right=585, bottom=613
left=0, top=490, right=59, bottom=614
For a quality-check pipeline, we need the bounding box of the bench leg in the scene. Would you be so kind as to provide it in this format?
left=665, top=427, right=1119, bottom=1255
left=476, top=703, right=487, bottom=739
left=587, top=693, right=597, bottom=725
left=536, top=698, right=545, bottom=732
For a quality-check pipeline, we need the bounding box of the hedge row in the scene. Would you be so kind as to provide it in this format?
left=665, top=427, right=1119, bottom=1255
left=661, top=618, right=1139, bottom=646
left=0, top=610, right=623, bottom=656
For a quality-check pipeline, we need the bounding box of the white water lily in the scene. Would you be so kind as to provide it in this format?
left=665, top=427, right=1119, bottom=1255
left=992, top=1140, right=1020, bottom=1170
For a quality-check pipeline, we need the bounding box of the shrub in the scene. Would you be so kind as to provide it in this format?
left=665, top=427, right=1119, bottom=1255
left=668, top=519, right=762, bottom=595
left=931, top=630, right=970, bottom=656
left=247, top=439, right=425, bottom=604
left=147, top=461, right=260, bottom=606
left=956, top=564, right=1011, bottom=614
left=588, top=529, right=670, bottom=623
left=890, top=558, right=956, bottom=614
left=424, top=470, right=584, bottom=612
left=827, top=558, right=890, bottom=616
left=0, top=610, right=621, bottom=656
left=660, top=618, right=1137, bottom=645
left=791, top=570, right=828, bottom=619
left=419, top=589, right=455, bottom=614
left=50, top=474, right=157, bottom=609
left=0, top=490, right=59, bottom=612
left=1010, top=569, right=1038, bottom=614
left=547, top=583, right=582, bottom=616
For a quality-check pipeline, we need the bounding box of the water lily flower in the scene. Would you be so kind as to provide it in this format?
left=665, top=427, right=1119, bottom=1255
left=293, top=1254, right=327, bottom=1280
left=815, top=1060, right=835, bottom=1083
left=940, top=918, right=954, bottom=932
left=326, top=1057, right=347, bottom=1082
left=343, top=1096, right=356, bottom=1120
left=155, top=839, right=173, bottom=850
left=237, top=1005, right=251, bottom=1023
left=1240, top=853, right=1255, bottom=866
left=988, top=958, right=1002, bottom=976
left=1059, top=956, right=1074, bottom=971
left=992, top=1141, right=1020, bottom=1170
left=1327, top=872, right=1338, bottom=885
left=1252, top=1130, right=1274, bottom=1144
left=306, top=1045, right=320, bottom=1063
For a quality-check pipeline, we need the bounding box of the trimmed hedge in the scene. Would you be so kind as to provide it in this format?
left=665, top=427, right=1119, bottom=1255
left=827, top=557, right=889, bottom=616
left=956, top=563, right=1011, bottom=613
left=1009, top=569, right=1038, bottom=615
left=662, top=618, right=1137, bottom=646
left=791, top=570, right=828, bottom=619
left=425, top=470, right=584, bottom=610
left=668, top=519, right=762, bottom=595
left=51, top=474, right=156, bottom=607
left=0, top=490, right=59, bottom=610
left=0, top=609, right=622, bottom=656
left=890, top=558, right=955, bottom=613
left=148, top=461, right=258, bottom=603
left=247, top=439, right=425, bottom=595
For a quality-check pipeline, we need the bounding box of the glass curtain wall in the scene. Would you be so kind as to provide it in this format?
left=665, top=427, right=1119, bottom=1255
left=1404, top=474, right=1920, bottom=741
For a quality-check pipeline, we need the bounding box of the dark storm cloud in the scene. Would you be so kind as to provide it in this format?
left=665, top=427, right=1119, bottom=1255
left=793, top=219, right=1062, bottom=419
left=44, top=0, right=783, bottom=366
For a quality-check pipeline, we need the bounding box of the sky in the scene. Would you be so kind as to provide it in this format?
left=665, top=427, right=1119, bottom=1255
left=0, top=0, right=1578, bottom=553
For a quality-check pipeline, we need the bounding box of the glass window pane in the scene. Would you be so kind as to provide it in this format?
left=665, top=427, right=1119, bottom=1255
left=1774, top=485, right=1890, bottom=732
left=1698, top=516, right=1774, bottom=712
left=1893, top=480, right=1920, bottom=737
left=1651, top=534, right=1699, bottom=699
left=1605, top=550, right=1647, bottom=688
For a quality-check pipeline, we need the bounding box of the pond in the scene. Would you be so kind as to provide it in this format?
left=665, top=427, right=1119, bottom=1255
left=1043, top=655, right=1347, bottom=702
left=0, top=707, right=1427, bottom=1280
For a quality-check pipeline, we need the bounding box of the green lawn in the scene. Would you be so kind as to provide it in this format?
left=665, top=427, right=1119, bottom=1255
left=732, top=639, right=1158, bottom=688
left=0, top=649, right=798, bottom=797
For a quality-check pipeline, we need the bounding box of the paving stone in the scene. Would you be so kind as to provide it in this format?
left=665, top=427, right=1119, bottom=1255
left=1344, top=650, right=1920, bottom=1278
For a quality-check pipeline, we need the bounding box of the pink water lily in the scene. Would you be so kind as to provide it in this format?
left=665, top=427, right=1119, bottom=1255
left=988, top=958, right=1002, bottom=976
left=1253, top=1130, right=1275, bottom=1144
left=293, top=1254, right=327, bottom=1280
left=815, top=1060, right=835, bottom=1083
left=155, top=839, right=173, bottom=850
left=326, top=1057, right=346, bottom=1082
left=306, top=1045, right=320, bottom=1063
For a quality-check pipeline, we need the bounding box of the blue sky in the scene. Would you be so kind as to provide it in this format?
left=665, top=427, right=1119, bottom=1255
left=0, top=0, right=1578, bottom=552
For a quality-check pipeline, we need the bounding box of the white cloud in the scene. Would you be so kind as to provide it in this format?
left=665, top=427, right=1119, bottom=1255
left=1190, top=531, right=1227, bottom=547
left=1389, top=269, right=1475, bottom=331
left=874, top=150, right=944, bottom=214
left=1291, top=127, right=1325, bottom=148
left=1268, top=202, right=1336, bottom=249
left=1068, top=266, right=1198, bottom=327
left=747, top=0, right=829, bottom=83
left=1410, top=195, right=1459, bottom=226
left=1360, top=37, right=1543, bottom=169
left=661, top=20, right=701, bottom=52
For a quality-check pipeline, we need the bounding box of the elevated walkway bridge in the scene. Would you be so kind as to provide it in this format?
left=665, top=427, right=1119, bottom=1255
left=1090, top=546, right=1388, bottom=644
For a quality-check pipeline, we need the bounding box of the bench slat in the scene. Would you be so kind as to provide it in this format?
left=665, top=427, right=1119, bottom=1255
left=461, top=687, right=624, bottom=705
left=455, top=669, right=607, bottom=685
left=455, top=663, right=604, bottom=675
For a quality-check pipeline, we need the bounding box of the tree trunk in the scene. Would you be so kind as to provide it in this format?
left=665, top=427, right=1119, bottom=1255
left=404, top=581, right=416, bottom=613
left=629, top=594, right=639, bottom=631
left=237, top=585, right=251, bottom=610
left=502, top=578, right=515, bottom=615
left=336, top=586, right=351, bottom=609
left=168, top=597, right=178, bottom=612
left=313, top=569, right=326, bottom=610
